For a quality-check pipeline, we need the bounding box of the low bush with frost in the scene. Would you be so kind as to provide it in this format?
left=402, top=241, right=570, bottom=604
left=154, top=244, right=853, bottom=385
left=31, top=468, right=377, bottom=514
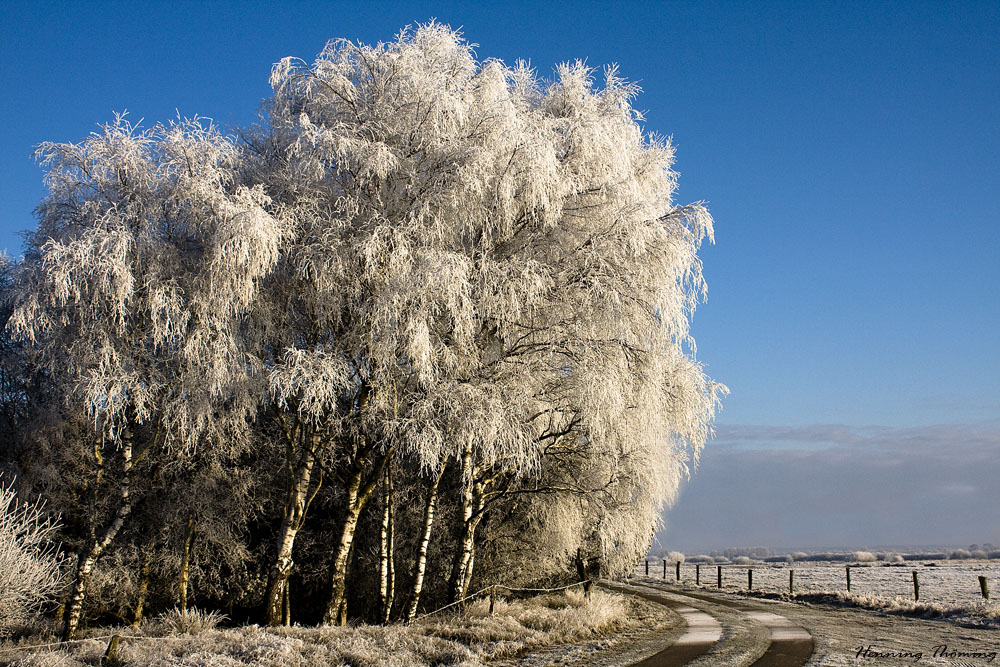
left=851, top=551, right=876, bottom=562
left=0, top=476, right=66, bottom=635
left=878, top=552, right=904, bottom=563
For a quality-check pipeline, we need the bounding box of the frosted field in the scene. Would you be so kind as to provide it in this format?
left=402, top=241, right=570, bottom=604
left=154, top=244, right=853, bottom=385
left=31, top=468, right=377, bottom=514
left=634, top=560, right=1000, bottom=607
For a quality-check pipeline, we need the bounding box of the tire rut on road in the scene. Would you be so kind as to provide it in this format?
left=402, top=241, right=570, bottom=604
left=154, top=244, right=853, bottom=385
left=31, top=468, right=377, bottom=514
left=634, top=582, right=814, bottom=667
left=603, top=582, right=722, bottom=666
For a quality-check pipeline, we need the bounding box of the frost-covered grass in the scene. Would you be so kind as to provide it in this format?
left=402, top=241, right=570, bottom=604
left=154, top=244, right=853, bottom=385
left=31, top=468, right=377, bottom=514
left=0, top=589, right=630, bottom=666
left=635, top=558, right=1000, bottom=627
left=739, top=589, right=1000, bottom=628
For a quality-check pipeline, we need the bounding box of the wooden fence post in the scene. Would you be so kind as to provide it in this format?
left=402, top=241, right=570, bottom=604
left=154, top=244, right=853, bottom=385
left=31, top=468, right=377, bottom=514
left=912, top=571, right=919, bottom=601
left=748, top=568, right=753, bottom=590
left=979, top=576, right=990, bottom=600
left=645, top=560, right=649, bottom=576
left=102, top=635, right=121, bottom=666
left=663, top=560, right=667, bottom=579
left=676, top=561, right=681, bottom=581
left=696, top=564, right=701, bottom=585
left=846, top=565, right=851, bottom=592
left=717, top=565, right=722, bottom=589
left=789, top=569, right=794, bottom=595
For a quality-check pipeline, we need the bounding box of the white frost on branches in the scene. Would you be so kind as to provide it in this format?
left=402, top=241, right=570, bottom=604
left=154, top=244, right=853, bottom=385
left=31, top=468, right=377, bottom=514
left=5, top=23, right=724, bottom=627
left=0, top=477, right=65, bottom=632
left=260, top=22, right=725, bottom=571
left=8, top=116, right=289, bottom=450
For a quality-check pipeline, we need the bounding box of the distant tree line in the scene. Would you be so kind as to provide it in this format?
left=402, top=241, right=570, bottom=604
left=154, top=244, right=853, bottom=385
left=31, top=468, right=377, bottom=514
left=0, top=24, right=722, bottom=639
left=668, top=549, right=1000, bottom=564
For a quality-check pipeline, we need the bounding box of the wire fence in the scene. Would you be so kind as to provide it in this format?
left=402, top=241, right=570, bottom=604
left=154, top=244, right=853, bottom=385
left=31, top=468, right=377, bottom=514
left=0, top=632, right=216, bottom=658
left=632, top=560, right=997, bottom=605
left=415, top=579, right=594, bottom=620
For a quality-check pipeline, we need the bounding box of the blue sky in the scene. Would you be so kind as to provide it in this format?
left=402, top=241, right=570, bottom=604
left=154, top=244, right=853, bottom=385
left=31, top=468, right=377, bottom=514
left=2, top=1, right=998, bottom=552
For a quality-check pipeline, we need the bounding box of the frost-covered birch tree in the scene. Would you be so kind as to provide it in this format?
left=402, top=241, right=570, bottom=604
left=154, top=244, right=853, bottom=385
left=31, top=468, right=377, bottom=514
left=6, top=117, right=285, bottom=638
left=256, top=21, right=722, bottom=616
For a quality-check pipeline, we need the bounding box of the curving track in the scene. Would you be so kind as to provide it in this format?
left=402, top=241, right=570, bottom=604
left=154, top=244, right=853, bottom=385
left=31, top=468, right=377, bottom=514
left=604, top=582, right=722, bottom=665
left=604, top=580, right=814, bottom=667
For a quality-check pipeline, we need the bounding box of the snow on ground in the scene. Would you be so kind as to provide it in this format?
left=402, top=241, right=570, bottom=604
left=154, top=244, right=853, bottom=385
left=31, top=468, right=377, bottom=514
left=639, top=560, right=1000, bottom=608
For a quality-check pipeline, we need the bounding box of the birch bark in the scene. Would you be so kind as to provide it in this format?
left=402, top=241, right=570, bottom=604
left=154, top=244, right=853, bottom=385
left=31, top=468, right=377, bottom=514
left=63, top=431, right=133, bottom=641
left=264, top=430, right=319, bottom=626
left=322, top=448, right=389, bottom=625
left=378, top=463, right=395, bottom=624
left=405, top=462, right=445, bottom=623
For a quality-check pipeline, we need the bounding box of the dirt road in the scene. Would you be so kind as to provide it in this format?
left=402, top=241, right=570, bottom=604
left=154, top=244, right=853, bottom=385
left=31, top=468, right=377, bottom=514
left=612, top=577, right=999, bottom=666
left=510, top=578, right=998, bottom=666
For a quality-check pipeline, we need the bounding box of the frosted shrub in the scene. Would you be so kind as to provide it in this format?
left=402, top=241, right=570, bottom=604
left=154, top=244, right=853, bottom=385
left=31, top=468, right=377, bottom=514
left=851, top=551, right=876, bottom=562
left=732, top=556, right=753, bottom=565
left=949, top=549, right=973, bottom=560
left=0, top=476, right=66, bottom=634
left=667, top=551, right=686, bottom=563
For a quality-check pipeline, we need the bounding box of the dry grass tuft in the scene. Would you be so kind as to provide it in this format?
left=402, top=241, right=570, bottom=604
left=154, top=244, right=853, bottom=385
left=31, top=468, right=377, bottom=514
left=152, top=607, right=228, bottom=635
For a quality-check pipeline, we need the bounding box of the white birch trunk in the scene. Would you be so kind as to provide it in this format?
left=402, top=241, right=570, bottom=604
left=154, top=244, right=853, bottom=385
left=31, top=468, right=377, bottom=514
left=378, top=463, right=396, bottom=624
left=405, top=464, right=445, bottom=623
left=64, top=432, right=133, bottom=641
left=264, top=445, right=316, bottom=626
left=323, top=468, right=362, bottom=626
left=323, top=449, right=388, bottom=625
left=449, top=441, right=482, bottom=604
